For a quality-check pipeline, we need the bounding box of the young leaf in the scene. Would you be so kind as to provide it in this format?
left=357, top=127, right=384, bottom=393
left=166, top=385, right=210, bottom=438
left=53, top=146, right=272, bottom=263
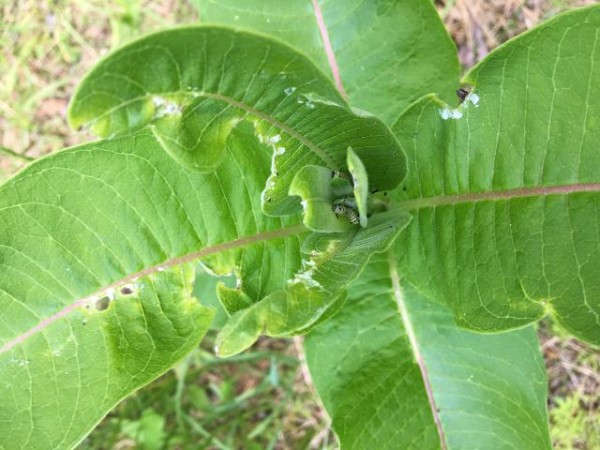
left=392, top=6, right=600, bottom=345
left=304, top=254, right=551, bottom=449
left=289, top=165, right=352, bottom=233
left=215, top=209, right=411, bottom=356
left=68, top=26, right=406, bottom=216
left=347, top=147, right=369, bottom=227
left=193, top=0, right=460, bottom=124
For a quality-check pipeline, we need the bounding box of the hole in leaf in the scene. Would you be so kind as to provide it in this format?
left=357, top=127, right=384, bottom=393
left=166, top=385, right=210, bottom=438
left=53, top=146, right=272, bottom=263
left=120, top=286, right=134, bottom=295
left=95, top=296, right=110, bottom=311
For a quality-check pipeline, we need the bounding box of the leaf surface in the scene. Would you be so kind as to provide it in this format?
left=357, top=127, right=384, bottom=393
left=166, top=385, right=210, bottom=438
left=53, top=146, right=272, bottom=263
left=193, top=0, right=460, bottom=124
left=304, top=254, right=551, bottom=449
left=0, top=130, right=305, bottom=448
left=2, top=24, right=413, bottom=445
left=68, top=26, right=405, bottom=216
left=392, top=6, right=600, bottom=344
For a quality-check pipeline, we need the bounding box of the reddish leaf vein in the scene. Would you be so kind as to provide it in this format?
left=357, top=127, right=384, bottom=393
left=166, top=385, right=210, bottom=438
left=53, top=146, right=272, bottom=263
left=0, top=224, right=306, bottom=355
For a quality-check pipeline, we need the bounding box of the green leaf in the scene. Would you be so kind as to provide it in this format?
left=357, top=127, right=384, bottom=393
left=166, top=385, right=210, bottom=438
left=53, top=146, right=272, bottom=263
left=215, top=209, right=411, bottom=356
left=347, top=147, right=369, bottom=227
left=0, top=129, right=306, bottom=448
left=68, top=26, right=406, bottom=216
left=1, top=262, right=212, bottom=449
left=193, top=264, right=235, bottom=329
left=289, top=165, right=352, bottom=233
left=304, top=254, right=551, bottom=449
left=193, top=0, right=460, bottom=124
left=392, top=5, right=600, bottom=344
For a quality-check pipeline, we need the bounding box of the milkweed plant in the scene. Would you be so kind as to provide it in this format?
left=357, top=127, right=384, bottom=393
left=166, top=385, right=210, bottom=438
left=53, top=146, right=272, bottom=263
left=1, top=1, right=599, bottom=448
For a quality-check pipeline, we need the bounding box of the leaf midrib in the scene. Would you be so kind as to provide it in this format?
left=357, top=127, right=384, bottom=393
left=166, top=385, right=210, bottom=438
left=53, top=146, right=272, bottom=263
left=311, top=0, right=347, bottom=99
left=388, top=252, right=448, bottom=450
left=397, top=182, right=600, bottom=210
left=0, top=223, right=307, bottom=356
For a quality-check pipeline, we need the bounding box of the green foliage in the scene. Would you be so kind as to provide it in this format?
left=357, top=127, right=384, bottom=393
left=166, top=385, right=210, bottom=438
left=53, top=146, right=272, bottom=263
left=193, top=0, right=460, bottom=124
left=305, top=254, right=551, bottom=449
left=550, top=392, right=600, bottom=449
left=1, top=1, right=599, bottom=449
left=68, top=27, right=405, bottom=214
left=392, top=5, right=600, bottom=344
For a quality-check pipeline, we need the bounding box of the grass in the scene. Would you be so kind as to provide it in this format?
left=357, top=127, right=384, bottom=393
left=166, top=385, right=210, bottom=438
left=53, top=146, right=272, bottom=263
left=2, top=1, right=599, bottom=449
left=435, top=0, right=598, bottom=70
left=77, top=334, right=334, bottom=449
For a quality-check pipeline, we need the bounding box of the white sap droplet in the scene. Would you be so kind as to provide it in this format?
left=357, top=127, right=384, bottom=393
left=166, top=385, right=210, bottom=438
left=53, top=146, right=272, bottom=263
left=153, top=96, right=182, bottom=118
left=274, top=146, right=285, bottom=156
left=284, top=86, right=296, bottom=96
left=439, top=108, right=463, bottom=120
left=305, top=101, right=315, bottom=109
left=104, top=288, right=116, bottom=301
left=267, top=134, right=281, bottom=145
left=289, top=269, right=322, bottom=288
left=163, top=103, right=180, bottom=115
left=300, top=200, right=308, bottom=210
left=153, top=95, right=166, bottom=106
left=157, top=266, right=166, bottom=272
left=468, top=92, right=480, bottom=106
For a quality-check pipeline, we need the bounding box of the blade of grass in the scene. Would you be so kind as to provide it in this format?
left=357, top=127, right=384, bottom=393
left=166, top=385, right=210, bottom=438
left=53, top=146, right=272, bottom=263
left=0, top=145, right=34, bottom=162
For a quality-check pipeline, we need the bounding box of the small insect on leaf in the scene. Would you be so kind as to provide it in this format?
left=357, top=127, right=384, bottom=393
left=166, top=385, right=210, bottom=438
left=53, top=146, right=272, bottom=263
left=456, top=88, right=469, bottom=103
left=332, top=203, right=360, bottom=225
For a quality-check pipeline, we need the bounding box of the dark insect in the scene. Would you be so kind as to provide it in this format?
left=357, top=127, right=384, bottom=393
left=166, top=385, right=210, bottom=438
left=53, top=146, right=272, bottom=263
left=456, top=88, right=469, bottom=103
left=332, top=203, right=359, bottom=224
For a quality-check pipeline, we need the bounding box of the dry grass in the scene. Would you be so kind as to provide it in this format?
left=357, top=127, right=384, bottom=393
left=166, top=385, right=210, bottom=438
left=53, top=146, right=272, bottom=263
left=437, top=0, right=598, bottom=69
left=0, top=0, right=198, bottom=179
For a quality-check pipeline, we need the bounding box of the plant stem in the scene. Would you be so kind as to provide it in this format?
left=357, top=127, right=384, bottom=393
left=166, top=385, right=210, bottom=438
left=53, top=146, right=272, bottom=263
left=0, top=145, right=34, bottom=162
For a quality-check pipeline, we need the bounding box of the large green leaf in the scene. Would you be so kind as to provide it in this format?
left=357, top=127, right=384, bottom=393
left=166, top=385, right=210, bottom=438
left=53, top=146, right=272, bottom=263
left=392, top=5, right=600, bottom=344
left=304, top=254, right=551, bottom=449
left=68, top=26, right=405, bottom=216
left=193, top=0, right=460, bottom=124
left=0, top=129, right=307, bottom=448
